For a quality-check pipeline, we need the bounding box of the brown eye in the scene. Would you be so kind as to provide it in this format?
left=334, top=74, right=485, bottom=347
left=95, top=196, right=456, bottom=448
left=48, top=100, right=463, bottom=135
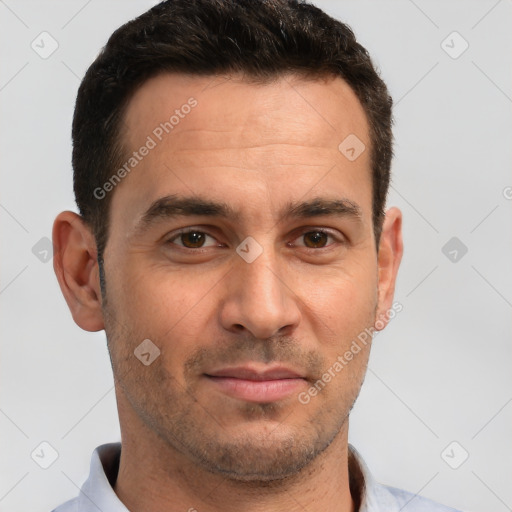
left=168, top=230, right=218, bottom=249
left=180, top=231, right=206, bottom=248
left=303, top=231, right=330, bottom=248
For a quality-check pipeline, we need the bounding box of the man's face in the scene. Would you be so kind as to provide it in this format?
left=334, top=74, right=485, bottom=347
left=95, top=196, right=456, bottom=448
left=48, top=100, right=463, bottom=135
left=102, top=73, right=381, bottom=480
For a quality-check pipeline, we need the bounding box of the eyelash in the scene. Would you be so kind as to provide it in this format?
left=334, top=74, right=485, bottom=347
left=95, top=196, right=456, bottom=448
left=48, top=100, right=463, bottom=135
left=166, top=227, right=344, bottom=251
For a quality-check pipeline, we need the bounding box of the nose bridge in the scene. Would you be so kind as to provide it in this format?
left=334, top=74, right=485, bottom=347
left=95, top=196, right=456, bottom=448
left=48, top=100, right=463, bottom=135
left=221, top=238, right=301, bottom=339
left=241, top=245, right=282, bottom=303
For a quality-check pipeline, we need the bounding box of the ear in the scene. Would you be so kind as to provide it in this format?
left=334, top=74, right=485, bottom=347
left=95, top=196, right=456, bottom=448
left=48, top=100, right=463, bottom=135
left=374, top=207, right=403, bottom=331
left=52, top=211, right=105, bottom=331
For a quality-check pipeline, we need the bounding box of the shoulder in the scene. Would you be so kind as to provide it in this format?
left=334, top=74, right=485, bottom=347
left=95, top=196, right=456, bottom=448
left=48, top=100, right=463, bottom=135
left=379, top=483, right=464, bottom=512
left=50, top=497, right=78, bottom=512
left=348, top=444, right=464, bottom=512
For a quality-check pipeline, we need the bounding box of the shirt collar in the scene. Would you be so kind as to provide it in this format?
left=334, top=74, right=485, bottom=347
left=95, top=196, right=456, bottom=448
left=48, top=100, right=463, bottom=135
left=75, top=442, right=400, bottom=512
left=348, top=444, right=403, bottom=512
left=77, top=443, right=128, bottom=512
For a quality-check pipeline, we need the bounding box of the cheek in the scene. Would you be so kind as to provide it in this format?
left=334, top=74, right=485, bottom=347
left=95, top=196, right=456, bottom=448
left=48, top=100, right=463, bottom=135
left=301, top=263, right=378, bottom=333
left=112, top=262, right=216, bottom=356
left=116, top=263, right=188, bottom=321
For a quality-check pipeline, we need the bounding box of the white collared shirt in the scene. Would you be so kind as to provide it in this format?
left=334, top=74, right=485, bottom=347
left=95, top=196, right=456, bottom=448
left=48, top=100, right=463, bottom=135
left=52, top=443, right=463, bottom=512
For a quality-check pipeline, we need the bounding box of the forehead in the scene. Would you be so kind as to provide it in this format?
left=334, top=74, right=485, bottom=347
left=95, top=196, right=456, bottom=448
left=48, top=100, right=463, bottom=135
left=122, top=72, right=369, bottom=154
left=110, top=72, right=372, bottom=235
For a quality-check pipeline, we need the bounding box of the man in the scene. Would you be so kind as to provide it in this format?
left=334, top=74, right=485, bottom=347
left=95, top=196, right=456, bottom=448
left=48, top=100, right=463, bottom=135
left=51, top=1, right=462, bottom=511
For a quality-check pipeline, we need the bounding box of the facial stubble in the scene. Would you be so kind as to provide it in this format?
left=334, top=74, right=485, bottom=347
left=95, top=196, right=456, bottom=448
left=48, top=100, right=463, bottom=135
left=99, top=263, right=374, bottom=483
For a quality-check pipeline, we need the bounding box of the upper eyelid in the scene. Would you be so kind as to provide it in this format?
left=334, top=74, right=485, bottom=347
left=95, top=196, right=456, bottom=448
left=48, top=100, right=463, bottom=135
left=166, top=226, right=343, bottom=247
left=167, top=228, right=219, bottom=245
left=291, top=229, right=340, bottom=245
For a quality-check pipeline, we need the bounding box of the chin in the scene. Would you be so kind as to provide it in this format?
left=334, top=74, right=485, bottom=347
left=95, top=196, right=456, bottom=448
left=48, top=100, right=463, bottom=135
left=187, top=429, right=327, bottom=484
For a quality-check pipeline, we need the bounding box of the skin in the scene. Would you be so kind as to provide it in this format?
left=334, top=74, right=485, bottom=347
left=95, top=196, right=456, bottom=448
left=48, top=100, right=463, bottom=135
left=53, top=73, right=403, bottom=512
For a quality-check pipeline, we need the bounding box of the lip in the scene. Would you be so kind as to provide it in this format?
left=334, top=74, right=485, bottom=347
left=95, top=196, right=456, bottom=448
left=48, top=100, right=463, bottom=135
left=207, top=365, right=304, bottom=380
left=204, top=365, right=307, bottom=402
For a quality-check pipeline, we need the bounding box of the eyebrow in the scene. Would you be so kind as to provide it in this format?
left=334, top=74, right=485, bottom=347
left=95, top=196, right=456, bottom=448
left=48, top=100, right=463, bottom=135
left=281, top=197, right=362, bottom=222
left=133, top=194, right=363, bottom=236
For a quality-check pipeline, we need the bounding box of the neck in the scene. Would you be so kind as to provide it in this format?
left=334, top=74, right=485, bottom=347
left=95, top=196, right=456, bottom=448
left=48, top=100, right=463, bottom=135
left=114, top=395, right=356, bottom=512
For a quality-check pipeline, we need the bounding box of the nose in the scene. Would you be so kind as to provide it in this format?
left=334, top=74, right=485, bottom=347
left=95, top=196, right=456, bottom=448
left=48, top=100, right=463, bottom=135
left=219, top=247, right=302, bottom=340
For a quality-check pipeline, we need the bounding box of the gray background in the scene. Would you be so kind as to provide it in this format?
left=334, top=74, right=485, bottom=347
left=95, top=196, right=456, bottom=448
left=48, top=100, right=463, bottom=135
left=1, top=1, right=511, bottom=511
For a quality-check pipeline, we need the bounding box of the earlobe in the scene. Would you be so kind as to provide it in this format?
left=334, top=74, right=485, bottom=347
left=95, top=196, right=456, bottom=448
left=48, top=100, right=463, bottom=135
left=52, top=211, right=105, bottom=332
left=374, top=207, right=403, bottom=331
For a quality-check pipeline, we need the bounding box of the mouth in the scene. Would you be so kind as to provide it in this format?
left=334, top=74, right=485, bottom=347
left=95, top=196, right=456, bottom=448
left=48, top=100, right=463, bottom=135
left=204, top=365, right=308, bottom=403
